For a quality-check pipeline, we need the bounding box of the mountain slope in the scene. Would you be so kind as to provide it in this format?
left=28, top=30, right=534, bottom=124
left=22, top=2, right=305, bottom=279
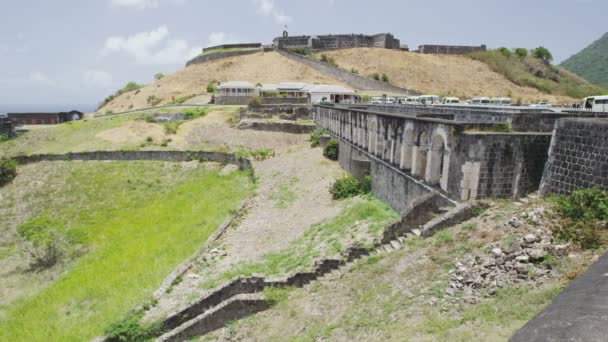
left=561, top=32, right=608, bottom=88
left=323, top=48, right=580, bottom=103
left=98, top=51, right=349, bottom=113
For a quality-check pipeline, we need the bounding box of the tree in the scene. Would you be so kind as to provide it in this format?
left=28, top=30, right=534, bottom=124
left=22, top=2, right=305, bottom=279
left=514, top=48, right=528, bottom=58
left=533, top=46, right=553, bottom=64
left=206, top=82, right=216, bottom=93
left=154, top=73, right=165, bottom=81
left=498, top=47, right=512, bottom=57
left=17, top=217, right=77, bottom=268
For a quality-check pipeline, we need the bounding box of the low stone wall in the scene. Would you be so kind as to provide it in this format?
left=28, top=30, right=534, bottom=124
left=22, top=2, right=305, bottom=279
left=215, top=96, right=252, bottom=105
left=10, top=151, right=252, bottom=171
left=244, top=105, right=309, bottom=119
left=540, top=118, right=608, bottom=195
left=278, top=50, right=413, bottom=94
left=186, top=49, right=260, bottom=67
left=202, top=43, right=261, bottom=53
left=237, top=119, right=315, bottom=134
left=260, top=97, right=308, bottom=105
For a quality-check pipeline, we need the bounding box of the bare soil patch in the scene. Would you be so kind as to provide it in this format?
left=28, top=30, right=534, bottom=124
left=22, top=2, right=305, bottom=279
left=95, top=120, right=166, bottom=144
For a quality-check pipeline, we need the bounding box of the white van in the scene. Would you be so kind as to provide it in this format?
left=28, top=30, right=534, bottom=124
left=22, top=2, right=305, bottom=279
left=470, top=97, right=491, bottom=105
left=407, top=97, right=420, bottom=105
left=385, top=97, right=396, bottom=104
left=442, top=97, right=460, bottom=104
left=398, top=97, right=409, bottom=104
left=370, top=96, right=383, bottom=104
left=491, top=97, right=512, bottom=106
left=419, top=95, right=440, bottom=105
left=581, top=96, right=608, bottom=112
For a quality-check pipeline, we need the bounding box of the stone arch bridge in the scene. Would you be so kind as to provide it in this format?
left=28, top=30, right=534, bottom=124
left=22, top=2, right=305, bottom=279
left=314, top=104, right=552, bottom=213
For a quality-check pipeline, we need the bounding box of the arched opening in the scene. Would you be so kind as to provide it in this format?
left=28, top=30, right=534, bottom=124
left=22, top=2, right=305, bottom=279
left=428, top=135, right=446, bottom=185
left=413, top=130, right=428, bottom=178
left=401, top=128, right=414, bottom=170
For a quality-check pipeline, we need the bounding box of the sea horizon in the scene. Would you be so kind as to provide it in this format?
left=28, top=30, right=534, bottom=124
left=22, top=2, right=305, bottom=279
left=0, top=103, right=96, bottom=115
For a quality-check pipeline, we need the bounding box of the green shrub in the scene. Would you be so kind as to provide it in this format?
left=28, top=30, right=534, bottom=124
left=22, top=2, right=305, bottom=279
left=289, top=47, right=307, bottom=55
left=248, top=96, right=262, bottom=107
left=170, top=94, right=196, bottom=104
left=17, top=216, right=79, bottom=268
left=146, top=95, right=162, bottom=106
left=309, top=127, right=329, bottom=147
left=360, top=175, right=372, bottom=193
left=552, top=188, right=608, bottom=249
left=206, top=82, right=217, bottom=93
left=163, top=121, right=184, bottom=134
left=381, top=73, right=390, bottom=83
left=498, top=47, right=512, bottom=57
left=180, top=107, right=209, bottom=119
left=0, top=133, right=12, bottom=142
left=154, top=73, right=164, bottom=81
left=493, top=121, right=512, bottom=132
left=350, top=67, right=359, bottom=74
left=105, top=311, right=161, bottom=342
left=0, top=159, right=17, bottom=187
left=251, top=149, right=274, bottom=160
left=263, top=286, right=290, bottom=306
left=320, top=54, right=337, bottom=66
left=323, top=139, right=339, bottom=160
left=330, top=175, right=362, bottom=199
left=370, top=73, right=381, bottom=81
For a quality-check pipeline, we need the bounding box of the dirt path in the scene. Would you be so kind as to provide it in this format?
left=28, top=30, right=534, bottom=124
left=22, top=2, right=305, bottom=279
left=145, top=146, right=345, bottom=321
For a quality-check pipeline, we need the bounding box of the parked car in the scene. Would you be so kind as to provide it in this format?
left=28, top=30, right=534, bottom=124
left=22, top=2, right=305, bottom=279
left=530, top=102, right=552, bottom=109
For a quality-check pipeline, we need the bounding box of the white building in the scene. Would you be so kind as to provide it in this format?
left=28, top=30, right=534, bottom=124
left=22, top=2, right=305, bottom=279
left=305, top=84, right=357, bottom=104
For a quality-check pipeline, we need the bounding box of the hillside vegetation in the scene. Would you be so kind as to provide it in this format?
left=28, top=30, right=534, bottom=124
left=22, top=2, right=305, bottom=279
left=469, top=50, right=606, bottom=100
left=0, top=161, right=251, bottom=341
left=321, top=48, right=578, bottom=103
left=561, top=32, right=608, bottom=89
left=98, top=51, right=348, bottom=113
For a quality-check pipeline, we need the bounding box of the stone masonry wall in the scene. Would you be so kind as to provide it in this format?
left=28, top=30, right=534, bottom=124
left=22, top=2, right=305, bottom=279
left=186, top=49, right=260, bottom=67
left=540, top=118, right=608, bottom=195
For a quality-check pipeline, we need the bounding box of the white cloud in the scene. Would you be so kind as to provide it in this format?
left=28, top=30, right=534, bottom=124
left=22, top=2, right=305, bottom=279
left=207, top=32, right=239, bottom=47
left=253, top=0, right=292, bottom=25
left=83, top=69, right=113, bottom=87
left=110, top=0, right=186, bottom=10
left=100, top=25, right=201, bottom=65
left=29, top=71, right=55, bottom=86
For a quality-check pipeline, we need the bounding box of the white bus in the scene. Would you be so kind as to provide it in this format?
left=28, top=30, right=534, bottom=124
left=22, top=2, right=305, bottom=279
left=470, top=97, right=491, bottom=105
left=581, top=96, right=608, bottom=112
left=419, top=95, right=440, bottom=104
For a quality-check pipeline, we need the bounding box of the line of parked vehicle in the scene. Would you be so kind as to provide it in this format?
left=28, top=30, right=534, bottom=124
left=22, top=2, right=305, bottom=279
left=368, top=94, right=608, bottom=112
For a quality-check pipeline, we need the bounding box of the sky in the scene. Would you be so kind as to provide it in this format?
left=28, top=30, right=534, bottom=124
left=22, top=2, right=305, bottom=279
left=0, top=0, right=606, bottom=110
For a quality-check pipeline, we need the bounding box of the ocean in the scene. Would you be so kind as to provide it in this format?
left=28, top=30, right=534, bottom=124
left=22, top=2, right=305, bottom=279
left=0, top=104, right=96, bottom=115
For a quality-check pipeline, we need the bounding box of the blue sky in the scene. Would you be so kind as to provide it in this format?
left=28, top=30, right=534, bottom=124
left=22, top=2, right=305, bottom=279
left=0, top=0, right=606, bottom=108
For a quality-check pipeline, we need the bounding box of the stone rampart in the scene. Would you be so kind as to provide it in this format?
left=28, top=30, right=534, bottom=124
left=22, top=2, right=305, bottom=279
left=539, top=118, right=608, bottom=195
left=202, top=43, right=261, bottom=53
left=186, top=49, right=260, bottom=67
left=9, top=151, right=252, bottom=171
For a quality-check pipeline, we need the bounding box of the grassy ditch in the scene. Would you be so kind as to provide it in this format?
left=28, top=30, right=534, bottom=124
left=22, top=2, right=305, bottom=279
left=200, top=196, right=399, bottom=289
left=0, top=161, right=252, bottom=341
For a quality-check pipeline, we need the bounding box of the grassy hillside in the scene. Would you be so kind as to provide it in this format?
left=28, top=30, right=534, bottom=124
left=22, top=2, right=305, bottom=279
left=322, top=48, right=576, bottom=103
left=98, top=51, right=348, bottom=113
left=469, top=50, right=606, bottom=100
left=561, top=33, right=608, bottom=88
left=0, top=161, right=251, bottom=341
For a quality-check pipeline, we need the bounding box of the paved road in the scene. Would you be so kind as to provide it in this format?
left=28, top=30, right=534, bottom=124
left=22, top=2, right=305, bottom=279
left=510, top=253, right=608, bottom=342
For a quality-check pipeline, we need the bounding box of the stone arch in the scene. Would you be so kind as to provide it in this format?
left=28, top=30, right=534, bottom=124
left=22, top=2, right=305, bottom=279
left=401, top=127, right=414, bottom=170
left=427, top=134, right=446, bottom=185
left=483, top=143, right=515, bottom=198
left=413, top=129, right=429, bottom=178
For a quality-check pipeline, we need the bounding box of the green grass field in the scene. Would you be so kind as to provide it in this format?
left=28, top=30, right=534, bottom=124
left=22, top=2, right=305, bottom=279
left=0, top=114, right=143, bottom=157
left=0, top=161, right=251, bottom=341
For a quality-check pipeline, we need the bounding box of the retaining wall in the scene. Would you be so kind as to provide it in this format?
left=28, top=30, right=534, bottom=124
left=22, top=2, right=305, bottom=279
left=215, top=96, right=252, bottom=105
left=9, top=151, right=252, bottom=171
left=237, top=119, right=315, bottom=134
left=539, top=118, right=608, bottom=195
left=260, top=97, right=308, bottom=105
left=278, top=50, right=413, bottom=94
left=186, top=49, right=260, bottom=67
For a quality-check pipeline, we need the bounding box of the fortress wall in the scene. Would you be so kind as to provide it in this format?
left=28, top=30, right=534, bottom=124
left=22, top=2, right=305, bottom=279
left=186, top=49, right=261, bottom=67
left=540, top=118, right=608, bottom=195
